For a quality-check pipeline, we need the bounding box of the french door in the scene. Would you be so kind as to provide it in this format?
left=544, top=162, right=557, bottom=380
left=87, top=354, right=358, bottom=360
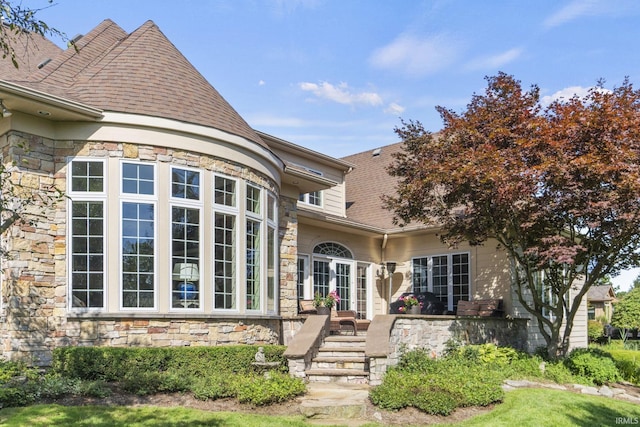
left=312, top=257, right=354, bottom=312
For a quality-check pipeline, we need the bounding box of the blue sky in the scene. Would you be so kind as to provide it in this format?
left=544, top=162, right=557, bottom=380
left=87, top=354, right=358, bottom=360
left=32, top=0, right=640, bottom=290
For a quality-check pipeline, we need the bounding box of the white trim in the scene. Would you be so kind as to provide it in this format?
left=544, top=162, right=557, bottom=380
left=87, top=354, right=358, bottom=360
left=67, top=157, right=108, bottom=312
left=169, top=165, right=202, bottom=204
left=212, top=173, right=239, bottom=212
left=411, top=252, right=471, bottom=312
left=211, top=210, right=240, bottom=313
left=67, top=157, right=107, bottom=197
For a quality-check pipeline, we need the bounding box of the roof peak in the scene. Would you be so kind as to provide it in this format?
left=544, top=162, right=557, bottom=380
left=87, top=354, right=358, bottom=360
left=5, top=18, right=265, bottom=147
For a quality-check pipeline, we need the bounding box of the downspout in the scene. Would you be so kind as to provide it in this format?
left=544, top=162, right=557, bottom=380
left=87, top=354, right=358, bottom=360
left=381, top=233, right=388, bottom=312
left=381, top=233, right=388, bottom=258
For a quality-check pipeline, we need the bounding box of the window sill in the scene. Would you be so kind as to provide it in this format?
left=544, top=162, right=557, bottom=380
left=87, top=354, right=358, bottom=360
left=66, top=312, right=282, bottom=321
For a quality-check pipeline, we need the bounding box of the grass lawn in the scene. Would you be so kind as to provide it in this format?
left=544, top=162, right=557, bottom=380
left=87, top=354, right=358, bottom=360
left=448, top=388, right=640, bottom=427
left=0, top=405, right=312, bottom=427
left=1, top=388, right=640, bottom=427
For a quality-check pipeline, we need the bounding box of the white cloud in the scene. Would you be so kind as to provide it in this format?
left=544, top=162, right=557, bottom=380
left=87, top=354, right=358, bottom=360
left=369, top=33, right=461, bottom=77
left=384, top=102, right=405, bottom=116
left=540, top=85, right=611, bottom=106
left=465, top=48, right=523, bottom=71
left=543, top=0, right=639, bottom=28
left=298, top=81, right=383, bottom=107
left=258, top=80, right=266, bottom=86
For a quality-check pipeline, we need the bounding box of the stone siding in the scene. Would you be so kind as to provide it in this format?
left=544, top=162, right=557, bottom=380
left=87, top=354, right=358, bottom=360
left=0, top=132, right=286, bottom=365
left=278, top=196, right=299, bottom=319
left=369, top=315, right=529, bottom=385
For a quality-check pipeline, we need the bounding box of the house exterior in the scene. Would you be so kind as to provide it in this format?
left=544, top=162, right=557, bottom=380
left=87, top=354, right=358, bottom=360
left=0, top=20, right=587, bottom=365
left=587, top=285, right=616, bottom=322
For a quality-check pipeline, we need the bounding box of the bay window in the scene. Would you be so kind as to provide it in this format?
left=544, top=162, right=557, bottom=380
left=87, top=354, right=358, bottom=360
left=68, top=158, right=277, bottom=315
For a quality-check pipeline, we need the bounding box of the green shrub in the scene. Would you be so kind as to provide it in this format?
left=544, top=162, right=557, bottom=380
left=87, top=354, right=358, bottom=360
left=52, top=345, right=288, bottom=381
left=38, top=375, right=83, bottom=399
left=121, top=371, right=165, bottom=396
left=588, top=320, right=605, bottom=342
left=191, top=373, right=237, bottom=401
left=0, top=359, right=40, bottom=408
left=395, top=348, right=438, bottom=373
left=77, top=380, right=112, bottom=398
left=615, top=359, right=640, bottom=384
left=234, top=373, right=305, bottom=406
left=369, top=370, right=419, bottom=411
left=624, top=341, right=640, bottom=351
left=564, top=348, right=621, bottom=385
left=413, top=386, right=459, bottom=416
left=540, top=360, right=578, bottom=384
left=370, top=349, right=504, bottom=415
left=607, top=348, right=640, bottom=385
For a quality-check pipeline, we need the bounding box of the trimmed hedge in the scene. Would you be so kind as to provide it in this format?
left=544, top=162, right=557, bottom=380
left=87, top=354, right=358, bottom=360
left=51, top=345, right=288, bottom=381
left=0, top=345, right=304, bottom=408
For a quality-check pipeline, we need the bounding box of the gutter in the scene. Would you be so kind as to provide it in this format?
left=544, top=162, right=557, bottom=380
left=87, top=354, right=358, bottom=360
left=0, top=80, right=103, bottom=118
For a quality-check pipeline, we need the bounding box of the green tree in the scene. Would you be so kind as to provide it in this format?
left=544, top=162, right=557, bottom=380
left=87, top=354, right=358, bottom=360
left=0, top=0, right=68, bottom=67
left=611, top=287, right=640, bottom=342
left=384, top=73, right=640, bottom=358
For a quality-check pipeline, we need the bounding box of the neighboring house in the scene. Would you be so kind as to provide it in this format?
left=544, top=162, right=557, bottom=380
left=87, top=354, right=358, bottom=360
left=587, top=285, right=616, bottom=322
left=0, top=19, right=587, bottom=365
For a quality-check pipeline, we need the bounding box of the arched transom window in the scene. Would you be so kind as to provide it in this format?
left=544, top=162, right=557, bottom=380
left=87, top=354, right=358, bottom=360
left=313, top=242, right=352, bottom=259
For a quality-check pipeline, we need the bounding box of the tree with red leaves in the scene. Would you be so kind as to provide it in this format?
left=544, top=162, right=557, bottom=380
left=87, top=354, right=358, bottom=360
left=384, top=73, right=640, bottom=358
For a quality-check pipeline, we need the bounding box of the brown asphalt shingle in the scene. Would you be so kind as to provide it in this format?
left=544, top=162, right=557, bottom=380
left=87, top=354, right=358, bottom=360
left=3, top=19, right=265, bottom=148
left=342, top=142, right=404, bottom=229
left=0, top=25, right=62, bottom=81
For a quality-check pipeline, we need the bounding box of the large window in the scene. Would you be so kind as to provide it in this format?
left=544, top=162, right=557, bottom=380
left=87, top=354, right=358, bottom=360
left=171, top=206, right=200, bottom=309
left=69, top=159, right=105, bottom=309
left=171, top=167, right=201, bottom=310
left=214, top=175, right=238, bottom=310
left=122, top=202, right=155, bottom=308
left=214, top=213, right=236, bottom=309
left=121, top=162, right=155, bottom=309
left=266, top=194, right=277, bottom=313
left=412, top=253, right=470, bottom=311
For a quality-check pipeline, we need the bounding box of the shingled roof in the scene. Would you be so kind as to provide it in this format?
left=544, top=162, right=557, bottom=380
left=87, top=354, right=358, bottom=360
left=2, top=19, right=265, bottom=147
left=342, top=143, right=404, bottom=230
left=0, top=25, right=62, bottom=81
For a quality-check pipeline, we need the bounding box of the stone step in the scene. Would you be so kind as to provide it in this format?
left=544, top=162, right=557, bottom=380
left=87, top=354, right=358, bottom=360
left=305, top=368, right=369, bottom=384
left=298, top=382, right=370, bottom=419
left=311, top=356, right=369, bottom=371
left=324, top=335, right=366, bottom=344
left=317, top=347, right=365, bottom=358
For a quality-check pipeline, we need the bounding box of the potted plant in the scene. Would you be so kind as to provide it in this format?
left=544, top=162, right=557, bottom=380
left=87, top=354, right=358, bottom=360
left=398, top=294, right=422, bottom=314
left=313, top=290, right=340, bottom=315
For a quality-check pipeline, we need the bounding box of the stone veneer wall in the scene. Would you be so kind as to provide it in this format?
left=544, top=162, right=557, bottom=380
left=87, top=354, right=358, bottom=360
left=0, top=131, right=289, bottom=365
left=368, top=316, right=529, bottom=386
left=65, top=317, right=280, bottom=347
left=278, top=195, right=299, bottom=320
